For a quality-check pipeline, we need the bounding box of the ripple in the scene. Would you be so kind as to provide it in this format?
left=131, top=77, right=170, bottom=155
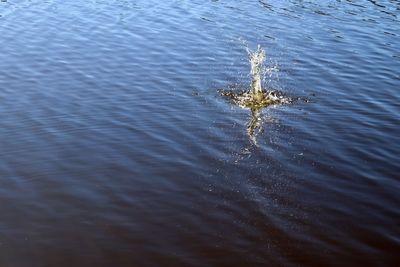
left=0, top=0, right=399, bottom=266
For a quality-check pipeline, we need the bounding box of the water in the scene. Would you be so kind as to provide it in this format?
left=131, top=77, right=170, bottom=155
left=0, top=0, right=399, bottom=266
left=220, top=45, right=293, bottom=145
left=249, top=45, right=265, bottom=96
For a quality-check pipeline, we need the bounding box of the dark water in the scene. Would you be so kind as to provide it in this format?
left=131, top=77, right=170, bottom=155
left=1, top=0, right=399, bottom=266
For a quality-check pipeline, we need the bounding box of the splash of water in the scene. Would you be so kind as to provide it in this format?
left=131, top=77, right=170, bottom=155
left=220, top=45, right=293, bottom=145
left=248, top=45, right=265, bottom=100
left=220, top=46, right=291, bottom=109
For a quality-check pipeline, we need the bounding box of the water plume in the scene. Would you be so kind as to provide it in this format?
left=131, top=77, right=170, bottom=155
left=220, top=45, right=293, bottom=145
left=248, top=45, right=265, bottom=101
left=220, top=46, right=291, bottom=109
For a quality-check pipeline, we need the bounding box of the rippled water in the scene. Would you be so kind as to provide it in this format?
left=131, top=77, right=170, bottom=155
left=0, top=0, right=399, bottom=266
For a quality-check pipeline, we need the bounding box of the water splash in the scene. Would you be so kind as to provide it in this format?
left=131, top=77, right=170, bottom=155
left=248, top=45, right=265, bottom=99
left=220, top=45, right=292, bottom=145
left=220, top=46, right=291, bottom=109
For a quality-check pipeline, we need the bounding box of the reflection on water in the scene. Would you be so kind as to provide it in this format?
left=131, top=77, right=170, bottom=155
left=247, top=108, right=263, bottom=145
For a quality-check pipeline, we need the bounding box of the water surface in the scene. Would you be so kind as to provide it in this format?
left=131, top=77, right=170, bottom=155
left=0, top=0, right=399, bottom=266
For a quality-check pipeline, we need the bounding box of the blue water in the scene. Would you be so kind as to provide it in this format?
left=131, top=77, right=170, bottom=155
left=0, top=0, right=399, bottom=266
